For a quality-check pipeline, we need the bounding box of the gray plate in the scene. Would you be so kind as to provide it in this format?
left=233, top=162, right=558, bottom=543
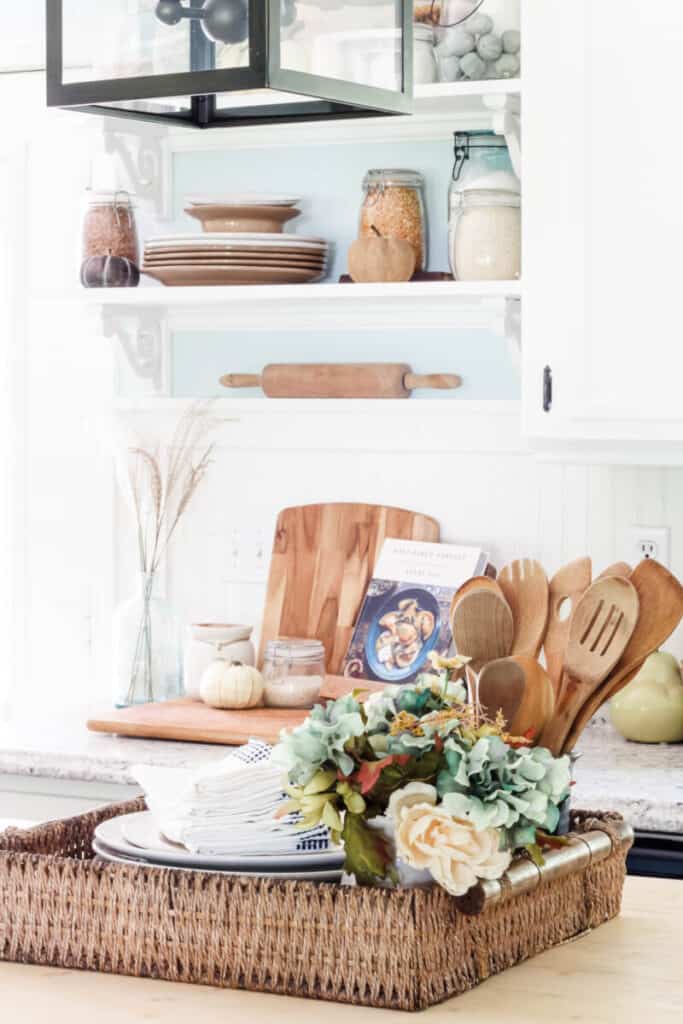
left=95, top=812, right=345, bottom=872
left=92, top=838, right=344, bottom=882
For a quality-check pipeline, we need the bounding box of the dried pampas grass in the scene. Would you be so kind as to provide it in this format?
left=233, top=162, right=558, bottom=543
left=122, top=400, right=219, bottom=576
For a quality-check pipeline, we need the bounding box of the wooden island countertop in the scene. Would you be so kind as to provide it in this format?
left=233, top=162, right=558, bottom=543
left=0, top=876, right=680, bottom=1022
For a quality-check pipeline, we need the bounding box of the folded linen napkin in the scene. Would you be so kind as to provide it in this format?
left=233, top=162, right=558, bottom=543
left=130, top=739, right=331, bottom=857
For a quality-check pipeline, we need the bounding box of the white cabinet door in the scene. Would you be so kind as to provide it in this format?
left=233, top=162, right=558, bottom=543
left=523, top=0, right=683, bottom=447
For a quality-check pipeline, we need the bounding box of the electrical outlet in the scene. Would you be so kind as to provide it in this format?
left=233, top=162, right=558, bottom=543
left=619, top=525, right=671, bottom=568
left=222, top=525, right=269, bottom=583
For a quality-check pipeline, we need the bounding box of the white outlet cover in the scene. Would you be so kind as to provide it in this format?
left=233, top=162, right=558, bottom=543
left=619, top=525, right=671, bottom=568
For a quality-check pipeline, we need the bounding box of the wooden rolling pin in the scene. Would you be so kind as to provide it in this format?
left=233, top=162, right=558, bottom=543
left=219, top=363, right=462, bottom=399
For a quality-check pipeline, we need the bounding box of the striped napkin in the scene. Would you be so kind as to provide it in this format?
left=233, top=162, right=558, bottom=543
left=130, top=739, right=330, bottom=857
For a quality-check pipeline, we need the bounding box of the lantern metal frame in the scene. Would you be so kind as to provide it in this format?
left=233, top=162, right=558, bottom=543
left=46, top=0, right=413, bottom=128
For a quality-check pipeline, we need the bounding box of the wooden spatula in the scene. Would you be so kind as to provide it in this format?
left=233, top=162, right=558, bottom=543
left=451, top=589, right=514, bottom=674
left=478, top=656, right=555, bottom=739
left=539, top=576, right=639, bottom=755
left=561, top=559, right=683, bottom=753
left=543, top=557, right=592, bottom=698
left=498, top=559, right=549, bottom=658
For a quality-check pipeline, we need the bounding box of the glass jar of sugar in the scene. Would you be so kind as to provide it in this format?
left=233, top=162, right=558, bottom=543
left=450, top=188, right=521, bottom=281
left=262, top=639, right=326, bottom=709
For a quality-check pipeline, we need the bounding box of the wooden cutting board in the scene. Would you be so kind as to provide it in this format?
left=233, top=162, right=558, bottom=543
left=258, top=503, right=440, bottom=673
left=87, top=676, right=384, bottom=746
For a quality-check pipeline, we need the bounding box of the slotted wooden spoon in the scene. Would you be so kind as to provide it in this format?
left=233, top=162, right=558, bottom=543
left=543, top=557, right=592, bottom=698
left=478, top=655, right=555, bottom=739
left=561, top=559, right=683, bottom=753
left=498, top=559, right=549, bottom=658
left=451, top=588, right=514, bottom=674
left=539, top=576, right=639, bottom=755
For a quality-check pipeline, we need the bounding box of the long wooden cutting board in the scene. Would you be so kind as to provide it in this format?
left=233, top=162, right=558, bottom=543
left=87, top=676, right=384, bottom=746
left=258, top=503, right=440, bottom=673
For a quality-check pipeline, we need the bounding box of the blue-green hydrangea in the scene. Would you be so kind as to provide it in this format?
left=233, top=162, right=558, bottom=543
left=272, top=694, right=365, bottom=785
left=436, top=735, right=571, bottom=847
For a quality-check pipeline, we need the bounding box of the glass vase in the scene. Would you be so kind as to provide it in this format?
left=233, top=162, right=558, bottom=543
left=113, top=572, right=182, bottom=707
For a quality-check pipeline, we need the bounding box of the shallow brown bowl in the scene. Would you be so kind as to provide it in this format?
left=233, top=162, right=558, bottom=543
left=185, top=204, right=301, bottom=234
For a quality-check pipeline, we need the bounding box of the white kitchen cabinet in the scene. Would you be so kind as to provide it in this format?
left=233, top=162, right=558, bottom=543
left=523, top=0, right=683, bottom=447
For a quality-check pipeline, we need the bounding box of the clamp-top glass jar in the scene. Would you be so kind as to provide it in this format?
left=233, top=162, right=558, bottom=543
left=262, top=638, right=326, bottom=709
left=360, top=169, right=427, bottom=272
left=82, top=189, right=139, bottom=265
left=448, top=133, right=520, bottom=281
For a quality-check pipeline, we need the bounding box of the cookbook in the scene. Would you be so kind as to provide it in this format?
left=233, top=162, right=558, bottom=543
left=342, top=539, right=489, bottom=686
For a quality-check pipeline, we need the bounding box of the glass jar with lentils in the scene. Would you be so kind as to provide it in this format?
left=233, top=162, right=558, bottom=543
left=359, top=169, right=427, bottom=272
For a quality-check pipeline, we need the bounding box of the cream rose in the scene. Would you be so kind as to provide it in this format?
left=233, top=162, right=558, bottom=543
left=387, top=781, right=437, bottom=824
left=394, top=801, right=512, bottom=896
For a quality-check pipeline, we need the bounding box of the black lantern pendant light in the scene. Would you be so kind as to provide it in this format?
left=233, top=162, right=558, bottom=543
left=47, top=0, right=412, bottom=129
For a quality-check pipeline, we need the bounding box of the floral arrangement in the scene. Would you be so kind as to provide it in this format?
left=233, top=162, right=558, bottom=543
left=273, top=655, right=572, bottom=896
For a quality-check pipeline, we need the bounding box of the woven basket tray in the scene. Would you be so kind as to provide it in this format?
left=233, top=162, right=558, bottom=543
left=0, top=800, right=632, bottom=1012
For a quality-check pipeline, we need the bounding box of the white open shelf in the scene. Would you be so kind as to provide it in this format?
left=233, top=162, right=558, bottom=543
left=79, top=281, right=520, bottom=331
left=413, top=78, right=521, bottom=116
left=126, top=80, right=523, bottom=160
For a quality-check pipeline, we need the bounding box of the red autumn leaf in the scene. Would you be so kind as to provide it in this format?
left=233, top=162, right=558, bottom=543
left=354, top=755, right=410, bottom=795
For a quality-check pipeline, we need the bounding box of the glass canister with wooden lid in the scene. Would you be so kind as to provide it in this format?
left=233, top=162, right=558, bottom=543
left=359, top=169, right=427, bottom=272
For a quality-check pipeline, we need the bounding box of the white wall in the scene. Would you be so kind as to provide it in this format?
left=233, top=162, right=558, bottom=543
left=112, top=408, right=683, bottom=674
left=0, top=72, right=113, bottom=712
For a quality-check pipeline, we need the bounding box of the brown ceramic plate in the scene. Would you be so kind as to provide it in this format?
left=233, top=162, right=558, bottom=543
left=143, top=251, right=326, bottom=266
left=185, top=205, right=301, bottom=234
left=143, top=261, right=327, bottom=272
left=145, top=245, right=327, bottom=257
left=143, top=265, right=326, bottom=286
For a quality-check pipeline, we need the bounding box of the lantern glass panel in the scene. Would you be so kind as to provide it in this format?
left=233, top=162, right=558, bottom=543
left=61, top=0, right=252, bottom=85
left=279, top=0, right=404, bottom=93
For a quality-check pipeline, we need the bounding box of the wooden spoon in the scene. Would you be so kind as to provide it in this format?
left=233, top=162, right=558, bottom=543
left=479, top=655, right=555, bottom=739
left=561, top=559, right=683, bottom=753
left=543, top=557, right=592, bottom=699
left=451, top=589, right=514, bottom=674
left=597, top=561, right=632, bottom=580
left=539, top=576, right=639, bottom=755
left=449, top=575, right=503, bottom=628
left=498, top=559, right=549, bottom=658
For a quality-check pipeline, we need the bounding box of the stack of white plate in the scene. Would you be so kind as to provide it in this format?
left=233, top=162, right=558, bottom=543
left=142, top=233, right=329, bottom=287
left=93, top=811, right=345, bottom=882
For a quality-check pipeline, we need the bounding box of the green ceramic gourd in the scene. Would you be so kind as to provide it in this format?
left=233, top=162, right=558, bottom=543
left=610, top=651, right=683, bottom=743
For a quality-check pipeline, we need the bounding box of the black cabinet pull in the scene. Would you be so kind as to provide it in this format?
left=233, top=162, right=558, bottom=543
left=543, top=365, right=553, bottom=412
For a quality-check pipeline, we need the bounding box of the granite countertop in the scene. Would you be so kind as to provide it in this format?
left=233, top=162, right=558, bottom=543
left=0, top=707, right=681, bottom=834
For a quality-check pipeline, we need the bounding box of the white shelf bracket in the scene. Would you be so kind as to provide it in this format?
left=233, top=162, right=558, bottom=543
left=484, top=94, right=522, bottom=180
left=102, top=122, right=171, bottom=219
left=102, top=308, right=170, bottom=395
left=504, top=297, right=522, bottom=372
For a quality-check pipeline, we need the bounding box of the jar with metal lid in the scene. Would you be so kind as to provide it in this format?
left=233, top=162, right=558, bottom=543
left=450, top=188, right=521, bottom=281
left=262, top=638, right=326, bottom=709
left=360, top=169, right=427, bottom=272
left=448, top=132, right=520, bottom=279
left=81, top=189, right=140, bottom=265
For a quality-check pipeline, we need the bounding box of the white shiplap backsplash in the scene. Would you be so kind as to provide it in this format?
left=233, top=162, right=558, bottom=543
left=114, top=408, right=683, bottom=682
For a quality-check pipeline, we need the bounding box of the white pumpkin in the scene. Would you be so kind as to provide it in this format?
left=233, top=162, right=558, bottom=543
left=199, top=659, right=264, bottom=710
